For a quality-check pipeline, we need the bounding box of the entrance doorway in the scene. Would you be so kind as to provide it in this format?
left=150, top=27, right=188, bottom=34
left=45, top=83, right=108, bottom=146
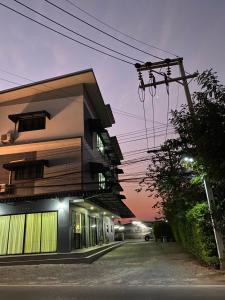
left=71, top=211, right=86, bottom=249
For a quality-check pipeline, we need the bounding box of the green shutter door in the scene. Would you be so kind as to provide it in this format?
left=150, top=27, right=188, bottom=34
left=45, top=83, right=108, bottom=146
left=7, top=214, right=25, bottom=255
left=41, top=212, right=57, bottom=253
left=0, top=216, right=10, bottom=255
left=24, top=213, right=42, bottom=254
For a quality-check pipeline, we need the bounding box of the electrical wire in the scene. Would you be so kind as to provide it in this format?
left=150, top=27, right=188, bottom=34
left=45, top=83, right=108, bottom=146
left=44, top=0, right=164, bottom=60
left=112, top=107, right=166, bottom=126
left=165, top=85, right=170, bottom=141
left=64, top=0, right=179, bottom=58
left=175, top=84, right=180, bottom=111
left=0, top=2, right=134, bottom=66
left=137, top=86, right=150, bottom=150
left=13, top=0, right=143, bottom=64
left=148, top=75, right=156, bottom=148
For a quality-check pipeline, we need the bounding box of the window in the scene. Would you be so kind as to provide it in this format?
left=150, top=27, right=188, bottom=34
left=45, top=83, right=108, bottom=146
left=98, top=173, right=106, bottom=190
left=14, top=164, right=44, bottom=180
left=8, top=110, right=50, bottom=133
left=97, top=134, right=105, bottom=155
left=3, top=159, right=48, bottom=181
left=18, top=116, right=46, bottom=132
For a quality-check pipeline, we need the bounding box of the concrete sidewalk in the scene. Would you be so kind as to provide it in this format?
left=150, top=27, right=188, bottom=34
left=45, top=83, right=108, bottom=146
left=0, top=241, right=123, bottom=266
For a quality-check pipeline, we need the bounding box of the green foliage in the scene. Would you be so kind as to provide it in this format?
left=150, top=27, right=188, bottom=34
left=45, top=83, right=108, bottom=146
left=138, top=69, right=225, bottom=266
left=171, top=203, right=218, bottom=266
left=153, top=221, right=174, bottom=241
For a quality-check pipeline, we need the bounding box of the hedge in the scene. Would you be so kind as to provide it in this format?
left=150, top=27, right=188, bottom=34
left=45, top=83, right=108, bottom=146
left=171, top=202, right=218, bottom=266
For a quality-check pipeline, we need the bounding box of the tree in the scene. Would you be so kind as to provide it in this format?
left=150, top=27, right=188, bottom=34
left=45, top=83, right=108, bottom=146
left=137, top=70, right=225, bottom=264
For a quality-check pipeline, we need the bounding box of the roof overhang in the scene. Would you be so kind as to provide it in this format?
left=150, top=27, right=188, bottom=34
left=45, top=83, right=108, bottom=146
left=8, top=110, right=51, bottom=123
left=0, top=69, right=114, bottom=128
left=3, top=159, right=49, bottom=171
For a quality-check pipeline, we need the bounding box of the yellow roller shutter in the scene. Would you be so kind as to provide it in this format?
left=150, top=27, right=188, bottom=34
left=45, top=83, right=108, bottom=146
left=7, top=214, right=25, bottom=255
left=0, top=216, right=10, bottom=255
left=41, top=212, right=57, bottom=253
left=24, top=213, right=42, bottom=254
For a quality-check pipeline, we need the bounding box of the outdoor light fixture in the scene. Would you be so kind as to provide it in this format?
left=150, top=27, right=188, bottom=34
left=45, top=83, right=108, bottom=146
left=111, top=215, right=114, bottom=218
left=183, top=156, right=194, bottom=163
left=90, top=206, right=94, bottom=210
left=91, top=224, right=97, bottom=228
left=118, top=226, right=125, bottom=231
left=103, top=212, right=106, bottom=215
left=132, top=221, right=141, bottom=225
left=58, top=201, right=66, bottom=211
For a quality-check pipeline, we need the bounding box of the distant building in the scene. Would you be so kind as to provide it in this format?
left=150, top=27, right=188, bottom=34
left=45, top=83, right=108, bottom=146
left=0, top=69, right=134, bottom=256
left=122, top=221, right=153, bottom=240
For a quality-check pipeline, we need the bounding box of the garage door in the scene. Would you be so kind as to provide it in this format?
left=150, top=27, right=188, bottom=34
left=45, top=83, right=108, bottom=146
left=0, top=212, right=57, bottom=256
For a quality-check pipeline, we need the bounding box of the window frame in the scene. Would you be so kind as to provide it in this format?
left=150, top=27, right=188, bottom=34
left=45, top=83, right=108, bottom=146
left=98, top=172, right=106, bottom=190
left=14, top=164, right=44, bottom=181
left=18, top=116, right=46, bottom=132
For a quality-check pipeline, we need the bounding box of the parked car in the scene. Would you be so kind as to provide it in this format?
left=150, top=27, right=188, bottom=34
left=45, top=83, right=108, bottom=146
left=144, top=234, right=152, bottom=241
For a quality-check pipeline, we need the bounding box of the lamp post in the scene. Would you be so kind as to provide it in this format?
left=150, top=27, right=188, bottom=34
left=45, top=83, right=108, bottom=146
left=182, top=157, right=224, bottom=267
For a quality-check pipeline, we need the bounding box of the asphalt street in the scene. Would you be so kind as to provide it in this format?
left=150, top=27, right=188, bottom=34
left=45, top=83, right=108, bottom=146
left=0, top=286, right=225, bottom=300
left=0, top=241, right=225, bottom=299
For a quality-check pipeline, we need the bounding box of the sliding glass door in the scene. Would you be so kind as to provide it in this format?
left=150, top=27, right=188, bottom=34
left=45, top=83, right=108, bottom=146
left=0, top=212, right=58, bottom=256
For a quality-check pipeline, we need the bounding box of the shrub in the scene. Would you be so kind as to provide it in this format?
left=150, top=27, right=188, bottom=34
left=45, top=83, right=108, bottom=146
left=153, top=221, right=174, bottom=241
left=171, top=202, right=218, bottom=266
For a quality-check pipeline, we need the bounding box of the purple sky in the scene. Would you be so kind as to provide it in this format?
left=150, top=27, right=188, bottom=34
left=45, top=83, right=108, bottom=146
left=0, top=0, right=225, bottom=220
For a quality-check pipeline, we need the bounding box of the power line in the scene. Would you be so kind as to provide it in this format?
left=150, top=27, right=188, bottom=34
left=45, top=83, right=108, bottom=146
left=0, top=2, right=133, bottom=66
left=119, top=130, right=175, bottom=144
left=13, top=0, right=143, bottom=64
left=64, top=0, right=179, bottom=58
left=116, top=124, right=172, bottom=137
left=44, top=0, right=164, bottom=60
left=117, top=126, right=174, bottom=141
left=112, top=107, right=166, bottom=126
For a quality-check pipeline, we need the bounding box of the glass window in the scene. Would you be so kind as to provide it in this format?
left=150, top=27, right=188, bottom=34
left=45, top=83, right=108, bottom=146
left=14, top=164, right=44, bottom=180
left=18, top=116, right=46, bottom=132
left=98, top=173, right=106, bottom=190
left=97, top=134, right=105, bottom=155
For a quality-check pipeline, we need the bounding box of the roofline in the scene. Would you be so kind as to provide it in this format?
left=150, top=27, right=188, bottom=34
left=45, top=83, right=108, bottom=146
left=0, top=68, right=94, bottom=96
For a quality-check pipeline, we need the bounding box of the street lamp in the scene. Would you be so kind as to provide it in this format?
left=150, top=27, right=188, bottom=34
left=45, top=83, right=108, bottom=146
left=182, top=156, right=224, bottom=267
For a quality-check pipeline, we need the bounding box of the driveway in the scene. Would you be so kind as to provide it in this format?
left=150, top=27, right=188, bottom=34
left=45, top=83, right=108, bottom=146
left=0, top=240, right=224, bottom=286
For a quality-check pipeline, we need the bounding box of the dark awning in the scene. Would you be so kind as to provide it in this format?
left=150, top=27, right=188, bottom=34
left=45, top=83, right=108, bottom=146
left=3, top=159, right=49, bottom=171
left=88, top=118, right=104, bottom=133
left=118, top=194, right=126, bottom=200
left=90, top=193, right=135, bottom=218
left=115, top=168, right=124, bottom=174
left=89, top=162, right=110, bottom=174
left=8, top=110, right=51, bottom=123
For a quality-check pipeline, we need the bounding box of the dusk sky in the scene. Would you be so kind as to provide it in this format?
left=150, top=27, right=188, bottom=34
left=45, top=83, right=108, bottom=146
left=0, top=0, right=225, bottom=220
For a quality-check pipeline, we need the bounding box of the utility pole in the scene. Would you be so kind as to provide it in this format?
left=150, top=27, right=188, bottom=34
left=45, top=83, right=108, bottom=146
left=136, top=57, right=225, bottom=268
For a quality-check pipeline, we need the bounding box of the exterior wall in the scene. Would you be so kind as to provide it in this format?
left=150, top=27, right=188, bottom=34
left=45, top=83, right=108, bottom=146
left=103, top=216, right=115, bottom=242
left=0, top=138, right=82, bottom=199
left=0, top=85, right=84, bottom=145
left=0, top=75, right=121, bottom=255
left=82, top=96, right=110, bottom=191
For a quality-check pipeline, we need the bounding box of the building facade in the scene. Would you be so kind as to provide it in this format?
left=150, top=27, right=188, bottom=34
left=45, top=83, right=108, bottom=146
left=0, top=69, right=134, bottom=256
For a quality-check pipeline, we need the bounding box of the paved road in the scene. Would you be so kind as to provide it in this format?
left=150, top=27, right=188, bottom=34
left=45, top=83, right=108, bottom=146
left=0, top=241, right=225, bottom=299
left=1, top=286, right=225, bottom=300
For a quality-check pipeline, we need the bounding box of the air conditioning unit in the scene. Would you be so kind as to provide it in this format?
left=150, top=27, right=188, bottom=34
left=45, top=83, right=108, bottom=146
left=1, top=133, right=13, bottom=144
left=0, top=184, right=13, bottom=194
left=0, top=184, right=7, bottom=193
